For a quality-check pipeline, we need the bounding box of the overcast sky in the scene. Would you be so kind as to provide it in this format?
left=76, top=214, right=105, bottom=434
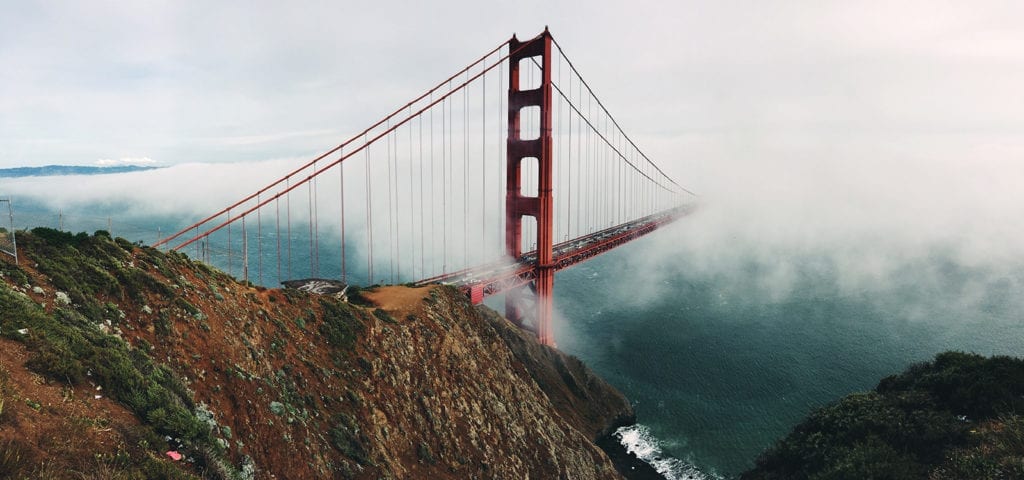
left=2, top=1, right=1024, bottom=190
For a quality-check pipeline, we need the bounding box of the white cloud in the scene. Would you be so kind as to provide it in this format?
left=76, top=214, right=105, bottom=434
left=2, top=0, right=1023, bottom=301
left=95, top=157, right=158, bottom=167
left=0, top=0, right=1021, bottom=173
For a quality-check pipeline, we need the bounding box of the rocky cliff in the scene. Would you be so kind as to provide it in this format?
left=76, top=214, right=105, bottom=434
left=0, top=229, right=634, bottom=479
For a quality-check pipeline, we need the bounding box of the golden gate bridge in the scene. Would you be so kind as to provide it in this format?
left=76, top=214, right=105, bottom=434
left=153, top=29, right=697, bottom=347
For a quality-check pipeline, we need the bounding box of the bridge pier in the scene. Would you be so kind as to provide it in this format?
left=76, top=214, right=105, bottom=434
left=506, top=28, right=556, bottom=347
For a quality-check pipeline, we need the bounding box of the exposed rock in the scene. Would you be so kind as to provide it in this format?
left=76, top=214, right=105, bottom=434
left=0, top=229, right=634, bottom=479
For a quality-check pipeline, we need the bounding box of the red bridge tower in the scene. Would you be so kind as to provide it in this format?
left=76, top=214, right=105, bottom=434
left=505, top=29, right=556, bottom=346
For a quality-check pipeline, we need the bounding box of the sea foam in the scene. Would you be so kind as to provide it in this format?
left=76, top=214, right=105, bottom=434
left=614, top=424, right=719, bottom=480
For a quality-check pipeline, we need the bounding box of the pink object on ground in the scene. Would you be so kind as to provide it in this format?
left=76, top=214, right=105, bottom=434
left=166, top=451, right=183, bottom=461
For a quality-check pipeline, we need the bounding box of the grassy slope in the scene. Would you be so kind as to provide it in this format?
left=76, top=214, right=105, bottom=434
left=0, top=228, right=376, bottom=478
left=1, top=230, right=213, bottom=478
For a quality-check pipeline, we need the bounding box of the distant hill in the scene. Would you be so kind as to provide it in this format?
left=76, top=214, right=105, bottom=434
left=0, top=165, right=161, bottom=177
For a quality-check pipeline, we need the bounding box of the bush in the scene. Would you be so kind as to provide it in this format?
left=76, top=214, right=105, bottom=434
left=29, top=227, right=79, bottom=247
left=744, top=352, right=1024, bottom=480
left=373, top=308, right=396, bottom=324
left=877, top=352, right=1024, bottom=419
left=416, top=442, right=436, bottom=465
left=329, top=413, right=370, bottom=465
left=0, top=263, right=28, bottom=286
left=319, top=300, right=364, bottom=360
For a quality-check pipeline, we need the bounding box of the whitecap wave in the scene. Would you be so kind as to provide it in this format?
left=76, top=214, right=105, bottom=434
left=614, top=424, right=719, bottom=480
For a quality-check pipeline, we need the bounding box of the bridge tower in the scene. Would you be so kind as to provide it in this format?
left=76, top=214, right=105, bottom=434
left=505, top=29, right=556, bottom=346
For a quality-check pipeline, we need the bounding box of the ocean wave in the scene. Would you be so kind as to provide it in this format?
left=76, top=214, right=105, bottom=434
left=614, top=424, right=719, bottom=480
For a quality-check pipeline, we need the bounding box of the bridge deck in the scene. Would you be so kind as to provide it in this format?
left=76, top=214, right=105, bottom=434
left=415, top=205, right=696, bottom=302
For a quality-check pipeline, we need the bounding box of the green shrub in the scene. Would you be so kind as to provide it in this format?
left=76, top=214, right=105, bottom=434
left=174, top=297, right=200, bottom=316
left=115, top=237, right=134, bottom=252
left=877, top=352, right=1024, bottom=419
left=30, top=227, right=79, bottom=246
left=416, top=442, right=436, bottom=465
left=373, top=308, right=397, bottom=324
left=0, top=263, right=28, bottom=286
left=345, top=286, right=373, bottom=307
left=744, top=352, right=1024, bottom=480
left=329, top=413, right=370, bottom=465
left=319, top=300, right=364, bottom=359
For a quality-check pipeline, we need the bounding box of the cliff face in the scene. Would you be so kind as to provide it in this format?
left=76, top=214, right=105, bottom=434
left=349, top=286, right=624, bottom=478
left=0, top=229, right=631, bottom=479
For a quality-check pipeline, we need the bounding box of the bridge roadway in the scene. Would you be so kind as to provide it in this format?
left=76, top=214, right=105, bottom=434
left=415, top=204, right=696, bottom=303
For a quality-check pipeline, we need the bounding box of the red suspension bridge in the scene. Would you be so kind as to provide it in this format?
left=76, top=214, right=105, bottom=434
left=153, top=29, right=696, bottom=347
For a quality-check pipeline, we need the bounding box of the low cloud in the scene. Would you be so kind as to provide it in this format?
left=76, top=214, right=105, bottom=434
left=95, top=157, right=158, bottom=167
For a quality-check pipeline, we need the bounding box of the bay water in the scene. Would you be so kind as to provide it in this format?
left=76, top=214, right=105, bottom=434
left=9, top=199, right=1024, bottom=479
left=553, top=221, right=1024, bottom=478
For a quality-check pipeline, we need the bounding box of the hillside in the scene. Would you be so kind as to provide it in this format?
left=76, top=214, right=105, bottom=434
left=0, top=165, right=161, bottom=177
left=742, top=351, right=1024, bottom=479
left=0, top=229, right=638, bottom=479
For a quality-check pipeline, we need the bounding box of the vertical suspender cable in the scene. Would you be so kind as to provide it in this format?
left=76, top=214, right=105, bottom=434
left=275, top=197, right=281, bottom=284
left=366, top=139, right=374, bottom=284
left=442, top=95, right=448, bottom=273
left=497, top=59, right=504, bottom=259
left=227, top=210, right=232, bottom=276
left=365, top=140, right=374, bottom=284
left=314, top=172, right=320, bottom=276
left=392, top=127, right=399, bottom=282
left=566, top=58, right=573, bottom=240
left=559, top=58, right=564, bottom=241
left=286, top=177, right=292, bottom=280
left=386, top=120, right=394, bottom=283
left=408, top=107, right=415, bottom=279
left=463, top=70, right=469, bottom=268
left=242, top=216, right=248, bottom=282
left=575, top=77, right=581, bottom=237
left=396, top=128, right=402, bottom=282
left=586, top=93, right=592, bottom=233
left=257, top=194, right=263, bottom=286
left=339, top=148, right=347, bottom=282
left=481, top=57, right=487, bottom=262
left=419, top=115, right=425, bottom=277
left=429, top=100, right=435, bottom=276
left=308, top=166, right=315, bottom=278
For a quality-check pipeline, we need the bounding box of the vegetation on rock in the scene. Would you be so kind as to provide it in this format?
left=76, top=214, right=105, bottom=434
left=743, top=351, right=1024, bottom=480
left=0, top=229, right=632, bottom=479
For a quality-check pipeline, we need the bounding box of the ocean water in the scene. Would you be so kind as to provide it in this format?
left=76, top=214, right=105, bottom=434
left=552, top=223, right=1024, bottom=478
left=10, top=200, right=1024, bottom=478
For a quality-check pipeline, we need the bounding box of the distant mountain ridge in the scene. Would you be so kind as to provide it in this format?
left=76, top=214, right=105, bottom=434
left=0, top=165, right=161, bottom=177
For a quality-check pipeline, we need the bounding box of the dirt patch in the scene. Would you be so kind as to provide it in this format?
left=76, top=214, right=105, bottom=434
left=362, top=285, right=435, bottom=317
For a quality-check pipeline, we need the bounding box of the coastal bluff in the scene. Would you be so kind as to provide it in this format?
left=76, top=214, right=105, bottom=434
left=0, top=229, right=637, bottom=479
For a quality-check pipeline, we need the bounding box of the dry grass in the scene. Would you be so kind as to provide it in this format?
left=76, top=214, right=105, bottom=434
left=0, top=438, right=34, bottom=478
